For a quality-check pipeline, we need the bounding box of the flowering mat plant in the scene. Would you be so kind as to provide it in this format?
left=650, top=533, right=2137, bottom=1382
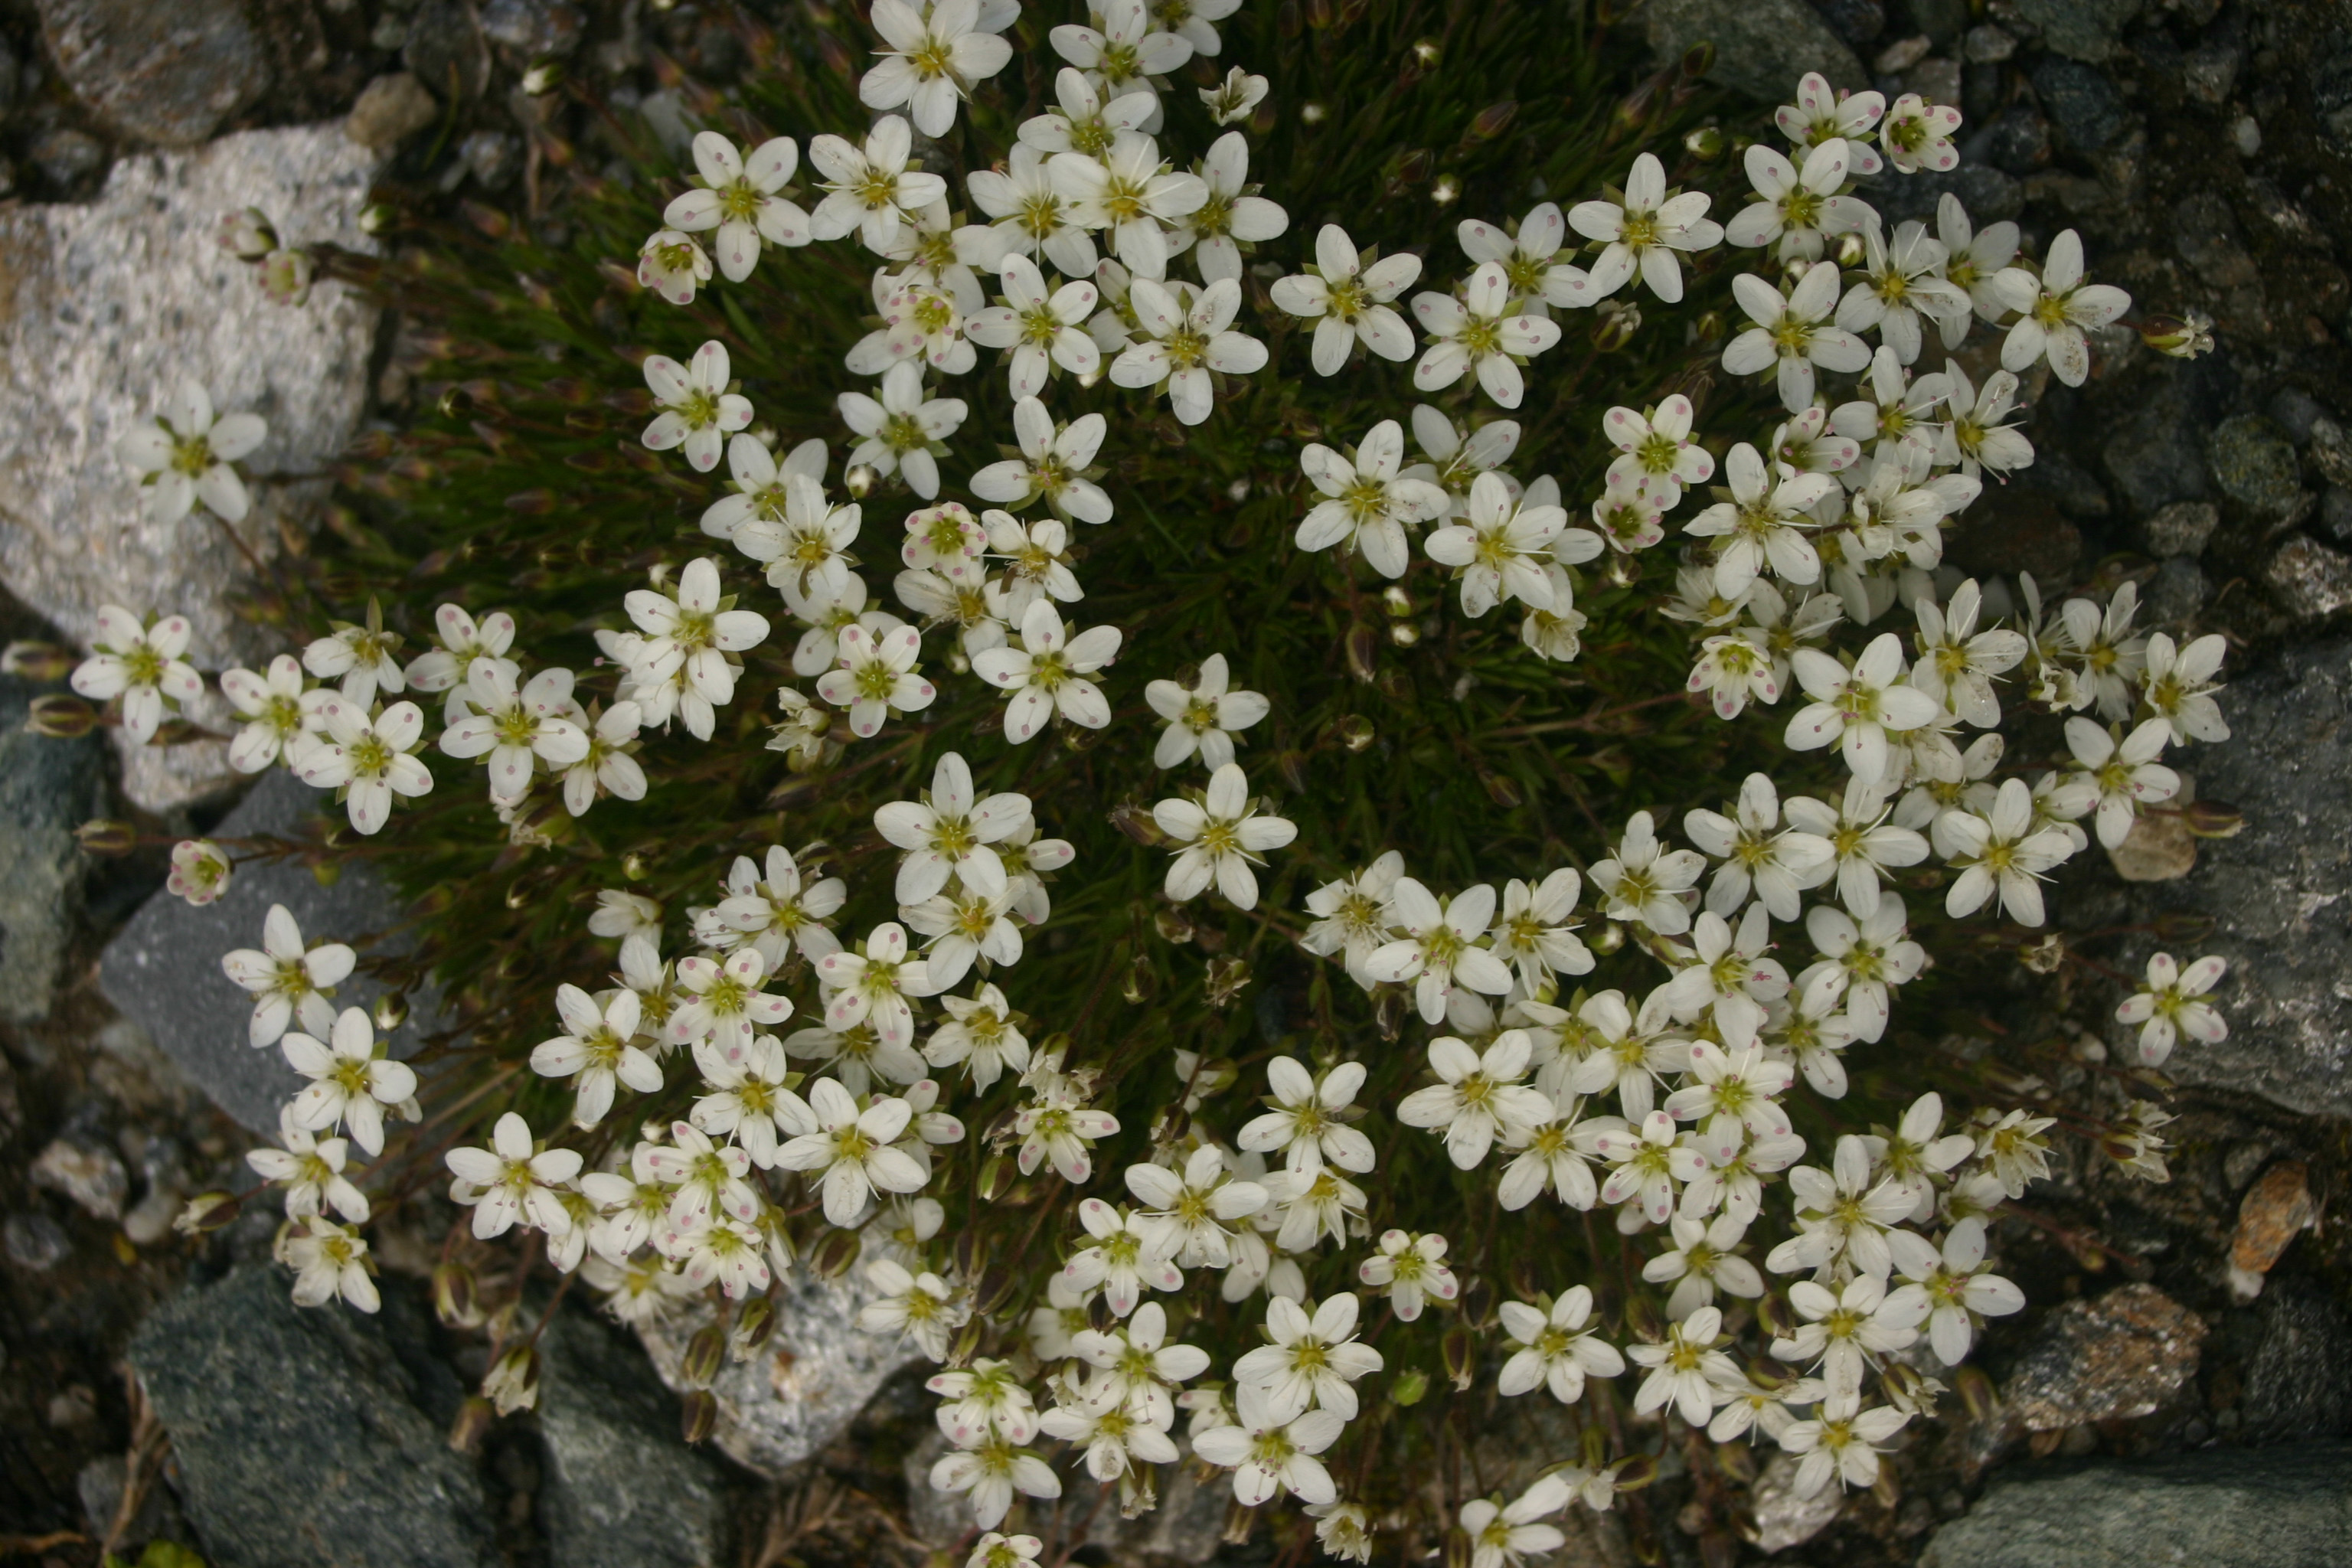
left=26, top=2, right=2243, bottom=1563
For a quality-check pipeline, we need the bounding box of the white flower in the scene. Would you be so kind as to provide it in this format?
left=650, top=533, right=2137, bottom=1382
left=859, top=1257, right=967, bottom=1361
left=1487, top=870, right=1594, bottom=992
left=1684, top=772, right=1834, bottom=921
left=1880, top=90, right=1962, bottom=173
left=809, top=115, right=947, bottom=253
left=1886, top=1219, right=2026, bottom=1364
left=1775, top=74, right=1887, bottom=175
left=1460, top=1476, right=1574, bottom=1568
left=641, top=340, right=752, bottom=472
left=775, top=1079, right=927, bottom=1226
left=1643, top=1212, right=1766, bottom=1318
left=1568, top=152, right=1723, bottom=302
left=1779, top=1396, right=1910, bottom=1498
left=1038, top=1377, right=1182, bottom=1481
left=862, top=270, right=982, bottom=376
left=1722, top=264, right=1872, bottom=413
left=1767, top=1134, right=1912, bottom=1276
left=280, top=1217, right=379, bottom=1312
left=1626, top=1305, right=1737, bottom=1426
left=1936, top=360, right=2034, bottom=479
left=117, top=381, right=266, bottom=525
left=923, top=984, right=1031, bottom=1090
left=1910, top=579, right=2027, bottom=727
left=1050, top=0, right=1193, bottom=95
left=1782, top=777, right=1928, bottom=919
left=222, top=904, right=355, bottom=1048
left=1795, top=897, right=1924, bottom=1045
left=836, top=362, right=966, bottom=500
left=302, top=603, right=407, bottom=706
left=974, top=599, right=1122, bottom=742
left=1299, top=854, right=1407, bottom=987
left=1602, top=394, right=1714, bottom=508
left=1940, top=777, right=2076, bottom=926
left=439, top=662, right=590, bottom=805
left=1426, top=471, right=1586, bottom=616
left=1238, top=1057, right=1377, bottom=1174
left=1295, top=419, right=1450, bottom=578
left=1595, top=1109, right=1710, bottom=1225
left=165, top=837, right=230, bottom=906
left=1994, top=230, right=2132, bottom=387
left=1125, top=1145, right=1269, bottom=1269
left=636, top=228, right=713, bottom=304
left=1496, top=1089, right=1611, bottom=1210
left=860, top=0, right=1012, bottom=136
left=219, top=655, right=324, bottom=772
left=1109, top=276, right=1267, bottom=424
left=1497, top=1286, right=1625, bottom=1402
left=446, top=1110, right=582, bottom=1240
left=701, top=432, right=823, bottom=544
left=560, top=701, right=646, bottom=818
left=817, top=923, right=935, bottom=1050
left=1684, top=441, right=1835, bottom=596
left=532, top=984, right=659, bottom=1129
left=972, top=396, right=1114, bottom=523
left=278, top=1010, right=415, bottom=1161
left=984, top=510, right=1082, bottom=619
left=1176, top=131, right=1289, bottom=284
left=669, top=946, right=795, bottom=1059
left=1563, top=987, right=1684, bottom=1119
left=969, top=141, right=1102, bottom=279
left=1456, top=203, right=1589, bottom=314
left=1200, top=64, right=1267, bottom=123
left=661, top=132, right=809, bottom=280
left=1232, top=1291, right=1383, bottom=1422
left=1051, top=132, right=1208, bottom=281
left=1661, top=1031, right=1795, bottom=1157
left=1396, top=1033, right=1553, bottom=1170
left=1271, top=225, right=1421, bottom=374
left=247, top=1108, right=369, bottom=1223
left=1192, top=1382, right=1344, bottom=1506
left=1145, top=652, right=1269, bottom=770
left=1588, top=811, right=1707, bottom=936
left=2065, top=716, right=2178, bottom=849
left=1061, top=1197, right=1184, bottom=1317
left=70, top=605, right=204, bottom=745
left=1357, top=1229, right=1458, bottom=1321
left=689, top=1044, right=807, bottom=1168
left=2060, top=580, right=2148, bottom=721
left=1411, top=261, right=1562, bottom=407
left=1724, top=139, right=1868, bottom=261
left=1772, top=1273, right=1926, bottom=1395
left=712, top=845, right=845, bottom=968
left=1831, top=345, right=1951, bottom=458
left=1784, top=632, right=1940, bottom=786
left=2114, top=952, right=2229, bottom=1067
left=1152, top=761, right=1296, bottom=910
left=874, top=750, right=1034, bottom=906
left=1364, top=878, right=1514, bottom=1021
left=964, top=254, right=1101, bottom=400
left=965, top=1527, right=1044, bottom=1568
left=296, top=696, right=434, bottom=835
left=929, top=1432, right=1062, bottom=1530
left=1836, top=217, right=1970, bottom=364
left=815, top=621, right=937, bottom=738
left=1259, top=1164, right=1368, bottom=1256
left=2139, top=632, right=2230, bottom=744
left=1017, top=65, right=1155, bottom=158
left=1014, top=1080, right=1120, bottom=1182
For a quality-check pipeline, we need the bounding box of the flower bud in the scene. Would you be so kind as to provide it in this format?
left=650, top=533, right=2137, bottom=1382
left=1457, top=1275, right=1494, bottom=1328
left=1153, top=907, right=1196, bottom=944
left=1468, top=100, right=1517, bottom=141
left=446, top=1395, right=496, bottom=1454
left=1345, top=622, right=1380, bottom=683
left=2138, top=311, right=2214, bottom=360
left=844, top=463, right=879, bottom=498
left=1589, top=302, right=1642, bottom=351
left=2181, top=798, right=2244, bottom=838
left=949, top=1318, right=985, bottom=1367
left=1204, top=956, right=1251, bottom=1008
left=1108, top=802, right=1166, bottom=847
left=733, top=1298, right=777, bottom=1357
left=76, top=818, right=138, bottom=857
left=1441, top=1325, right=1475, bottom=1390
left=1613, top=1452, right=1660, bottom=1492
left=1120, top=952, right=1158, bottom=1004
left=261, top=247, right=315, bottom=306
left=358, top=203, right=397, bottom=236
left=217, top=206, right=279, bottom=260
left=2, top=640, right=74, bottom=681
left=374, top=991, right=410, bottom=1031
left=1374, top=986, right=1408, bottom=1042
left=1757, top=1291, right=1796, bottom=1340
left=1442, top=1527, right=1473, bottom=1568
left=1683, top=125, right=1726, bottom=161
left=1624, top=1294, right=1665, bottom=1344
left=434, top=1263, right=481, bottom=1328
left=681, top=1390, right=718, bottom=1445
left=812, top=1226, right=862, bottom=1279
left=1678, top=41, right=1716, bottom=77
left=1333, top=714, right=1376, bottom=753
left=682, top=1324, right=727, bottom=1388
left=522, top=60, right=565, bottom=95
left=1388, top=1366, right=1430, bottom=1406
left=1955, top=1364, right=1999, bottom=1423
left=977, top=1154, right=1015, bottom=1203
left=972, top=1263, right=1019, bottom=1317
left=174, top=1191, right=241, bottom=1234
left=26, top=694, right=98, bottom=738
left=482, top=1345, right=540, bottom=1414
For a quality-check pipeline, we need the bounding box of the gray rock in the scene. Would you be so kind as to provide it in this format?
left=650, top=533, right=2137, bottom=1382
left=345, top=72, right=441, bottom=149
left=403, top=0, right=491, bottom=100
left=0, top=675, right=106, bottom=1025
left=459, top=129, right=523, bottom=190
left=2010, top=0, right=2141, bottom=62
left=1867, top=162, right=2024, bottom=226
left=1808, top=0, right=1886, bottom=47
left=2028, top=54, right=2129, bottom=152
left=2264, top=537, right=2352, bottom=621
left=1965, top=24, right=2018, bottom=62
left=2318, top=488, right=2352, bottom=551
left=2207, top=413, right=2305, bottom=521
left=2143, top=557, right=2208, bottom=627
left=29, top=1132, right=130, bottom=1221
left=1917, top=1442, right=2352, bottom=1568
left=1998, top=1284, right=2207, bottom=1435
left=28, top=126, right=106, bottom=188
left=131, top=1265, right=496, bottom=1568
left=480, top=0, right=586, bottom=57
left=1909, top=0, right=1970, bottom=46
left=100, top=769, right=448, bottom=1133
left=2141, top=500, right=2220, bottom=558
left=2243, top=1277, right=2352, bottom=1442
left=2269, top=390, right=2330, bottom=446
left=0, top=126, right=386, bottom=812
left=2126, top=637, right=2352, bottom=1116
left=638, top=1266, right=913, bottom=1478
left=1749, top=1448, right=1844, bottom=1550
left=1642, top=0, right=1867, bottom=103
left=537, top=1303, right=734, bottom=1568
left=1982, top=103, right=2052, bottom=174
left=34, top=0, right=272, bottom=145
left=2017, top=449, right=2112, bottom=518
left=5, top=1210, right=70, bottom=1270
left=2102, top=378, right=2210, bottom=518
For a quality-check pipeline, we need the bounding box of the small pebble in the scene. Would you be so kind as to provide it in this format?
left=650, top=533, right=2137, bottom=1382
left=1876, top=33, right=1932, bottom=72
left=4, top=1212, right=68, bottom=1272
left=2228, top=1161, right=2316, bottom=1302
left=2233, top=116, right=2262, bottom=157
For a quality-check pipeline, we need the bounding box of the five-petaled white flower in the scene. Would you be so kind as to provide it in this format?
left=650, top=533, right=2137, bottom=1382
left=1178, top=130, right=1289, bottom=283
left=220, top=653, right=324, bottom=773
left=1232, top=1290, right=1383, bottom=1422
left=70, top=604, right=205, bottom=746
left=2064, top=716, right=2179, bottom=849
left=1940, top=777, right=2077, bottom=926
left=1627, top=1305, right=1738, bottom=1426
left=118, top=381, right=266, bottom=526
left=1684, top=441, right=1836, bottom=597
left=838, top=361, right=967, bottom=501
left=809, top=114, right=947, bottom=253
left=859, top=1257, right=968, bottom=1361
left=1602, top=394, right=1714, bottom=508
left=447, top=1111, right=582, bottom=1239
left=1365, top=878, right=1514, bottom=1022
left=1722, top=264, right=1872, bottom=413
left=1050, top=0, right=1193, bottom=96
left=247, top=1107, right=370, bottom=1222
left=1109, top=276, right=1267, bottom=425
left=1397, top=1032, right=1553, bottom=1170
left=2114, top=952, right=2229, bottom=1067
left=1783, top=632, right=1940, bottom=786
left=1238, top=1057, right=1377, bottom=1173
left=1589, top=811, right=1707, bottom=936
left=1295, top=419, right=1450, bottom=579
left=1412, top=260, right=1562, bottom=408
left=1146, top=652, right=1270, bottom=771
left=1192, top=1381, right=1344, bottom=1506
left=972, top=397, right=1115, bottom=524
left=1497, top=1286, right=1625, bottom=1403
left=1051, top=131, right=1208, bottom=281
left=1569, top=152, right=1723, bottom=302
left=283, top=1005, right=417, bottom=1158
left=965, top=254, right=1102, bottom=400
left=860, top=0, right=1014, bottom=137
left=815, top=622, right=938, bottom=738
left=1271, top=224, right=1422, bottom=375
left=1595, top=1109, right=1710, bottom=1226
left=1994, top=229, right=2132, bottom=387
left=1886, top=1218, right=2027, bottom=1365
left=1725, top=139, right=1867, bottom=261
left=1880, top=90, right=1962, bottom=174
left=531, top=984, right=659, bottom=1129
left=439, top=662, right=590, bottom=805
left=1152, top=761, right=1296, bottom=910
left=670, top=946, right=795, bottom=1059
left=221, top=903, right=357, bottom=1048
left=297, top=696, right=435, bottom=835
left=637, top=228, right=713, bottom=305
left=281, top=1216, right=380, bottom=1312
left=973, top=599, right=1122, bottom=742
left=1125, top=1145, right=1269, bottom=1269
left=817, top=923, right=936, bottom=1050
left=776, top=1078, right=929, bottom=1226
left=875, top=750, right=1034, bottom=904
left=1426, top=471, right=1589, bottom=616
left=1779, top=1395, right=1911, bottom=1498
left=662, top=132, right=809, bottom=281
left=1357, top=1229, right=1459, bottom=1321
left=1459, top=1475, right=1574, bottom=1568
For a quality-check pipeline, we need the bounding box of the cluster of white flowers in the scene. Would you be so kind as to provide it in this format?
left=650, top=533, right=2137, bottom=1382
left=115, top=6, right=2259, bottom=1554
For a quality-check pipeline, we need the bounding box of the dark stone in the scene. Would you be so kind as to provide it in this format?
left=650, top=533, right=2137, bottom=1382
left=1997, top=1283, right=2207, bottom=1436
left=2318, top=488, right=2352, bottom=550
left=34, top=0, right=272, bottom=146
left=2264, top=536, right=2352, bottom=621
left=2029, top=54, right=2129, bottom=152
left=2124, top=637, right=2352, bottom=1116
left=2207, top=413, right=2306, bottom=521
left=2174, top=192, right=2260, bottom=291
left=404, top=0, right=491, bottom=100
left=100, top=769, right=450, bottom=1133
left=2270, top=390, right=2331, bottom=446
left=0, top=36, right=19, bottom=118
left=2017, top=449, right=2112, bottom=518
left=1982, top=103, right=2052, bottom=174
left=2102, top=377, right=2210, bottom=518
left=459, top=129, right=522, bottom=189
left=2011, top=0, right=2141, bottom=62
left=1949, top=489, right=2082, bottom=584
left=479, top=0, right=586, bottom=57
left=1642, top=0, right=1869, bottom=102
left=2145, top=557, right=2207, bottom=626
left=0, top=673, right=107, bottom=1025
left=1808, top=0, right=1886, bottom=47
left=537, top=1304, right=735, bottom=1568
left=28, top=126, right=106, bottom=188
left=1864, top=162, right=2024, bottom=226
left=1917, top=1443, right=2352, bottom=1568
left=4, top=1210, right=69, bottom=1270
left=2243, top=1277, right=2352, bottom=1442
left=2139, top=500, right=2220, bottom=557
left=131, top=1266, right=495, bottom=1568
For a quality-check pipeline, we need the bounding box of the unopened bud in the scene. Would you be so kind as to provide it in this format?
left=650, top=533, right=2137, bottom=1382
left=1481, top=770, right=1524, bottom=808
left=1276, top=748, right=1310, bottom=793
left=949, top=1318, right=985, bottom=1367
left=27, top=694, right=98, bottom=737
left=1205, top=956, right=1251, bottom=1008
left=1683, top=125, right=1726, bottom=161
left=1758, top=1292, right=1796, bottom=1340
left=812, top=1226, right=862, bottom=1279
left=447, top=1395, right=496, bottom=1453
left=2153, top=910, right=2217, bottom=943
left=358, top=203, right=397, bottom=236
left=1441, top=1325, right=1475, bottom=1390
left=433, top=1263, right=480, bottom=1328
left=1613, top=1452, right=1660, bottom=1492
left=482, top=1344, right=540, bottom=1414
left=1679, top=41, right=1716, bottom=77
left=1955, top=1364, right=1999, bottom=1423
left=1389, top=1366, right=1430, bottom=1406
left=374, top=991, right=410, bottom=1031
left=1109, top=802, right=1166, bottom=847
left=972, top=1263, right=1018, bottom=1317
left=2, top=640, right=74, bottom=681
left=522, top=60, right=565, bottom=95
left=1154, top=907, right=1196, bottom=944
left=1442, top=1527, right=1473, bottom=1568
left=1374, top=986, right=1408, bottom=1042
left=1457, top=1275, right=1494, bottom=1328
left=733, top=1298, right=776, bottom=1357
left=1345, top=622, right=1380, bottom=682
left=1625, top=1294, right=1665, bottom=1344
left=217, top=206, right=279, bottom=260
left=2181, top=798, right=2244, bottom=838
left=977, top=1154, right=1015, bottom=1203
left=2017, top=933, right=2066, bottom=974
left=1590, top=302, right=1642, bottom=351
left=844, top=462, right=878, bottom=498
left=2138, top=310, right=2214, bottom=360
left=1834, top=230, right=1868, bottom=270
left=1690, top=309, right=1726, bottom=343
left=174, top=1191, right=241, bottom=1234
left=1467, top=100, right=1517, bottom=141
left=76, top=818, right=138, bottom=856
left=681, top=1390, right=718, bottom=1444
left=1121, top=952, right=1158, bottom=1004
left=261, top=247, right=314, bottom=306
left=681, top=1323, right=727, bottom=1388
left=1333, top=714, right=1376, bottom=752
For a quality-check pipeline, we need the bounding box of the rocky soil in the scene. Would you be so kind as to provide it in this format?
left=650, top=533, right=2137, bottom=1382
left=4, top=2, right=2352, bottom=1566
